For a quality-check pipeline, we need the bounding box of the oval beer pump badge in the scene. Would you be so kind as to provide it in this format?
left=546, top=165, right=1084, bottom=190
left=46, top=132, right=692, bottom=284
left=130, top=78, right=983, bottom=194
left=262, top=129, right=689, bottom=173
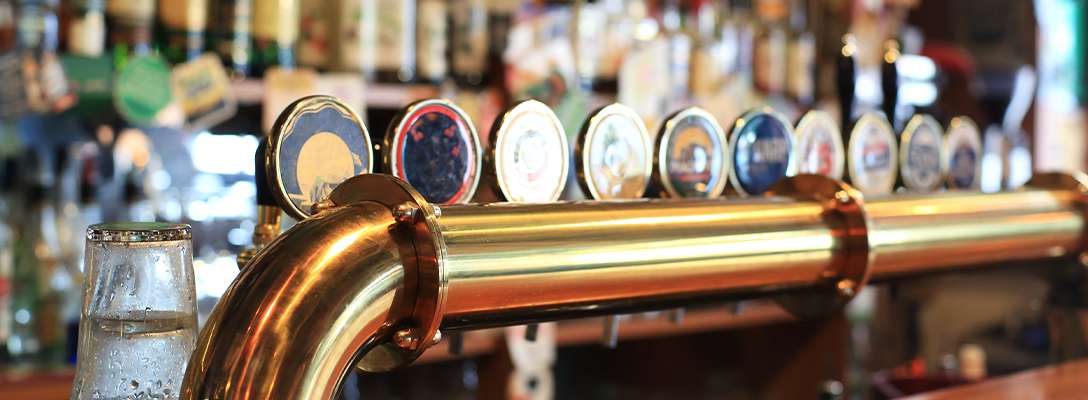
left=575, top=104, right=653, bottom=200
left=943, top=116, right=982, bottom=190
left=487, top=100, right=569, bottom=203
left=653, top=107, right=729, bottom=198
left=794, top=110, right=844, bottom=180
left=846, top=113, right=898, bottom=196
left=728, top=107, right=798, bottom=196
left=386, top=98, right=483, bottom=204
left=899, top=114, right=945, bottom=193
left=267, top=95, right=374, bottom=220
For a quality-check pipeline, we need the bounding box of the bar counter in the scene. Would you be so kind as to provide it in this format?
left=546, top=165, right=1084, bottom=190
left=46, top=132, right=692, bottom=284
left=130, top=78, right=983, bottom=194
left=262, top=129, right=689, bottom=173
left=902, top=359, right=1088, bottom=400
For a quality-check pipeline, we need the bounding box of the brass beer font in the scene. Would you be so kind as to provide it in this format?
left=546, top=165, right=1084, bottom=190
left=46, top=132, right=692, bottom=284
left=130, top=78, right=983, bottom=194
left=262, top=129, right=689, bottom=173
left=183, top=172, right=1088, bottom=400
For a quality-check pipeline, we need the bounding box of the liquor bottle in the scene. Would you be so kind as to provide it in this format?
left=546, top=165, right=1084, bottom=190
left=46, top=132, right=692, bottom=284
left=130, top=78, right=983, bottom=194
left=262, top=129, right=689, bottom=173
left=9, top=153, right=70, bottom=366
left=156, top=0, right=207, bottom=64
left=449, top=0, right=488, bottom=87
left=752, top=0, right=787, bottom=96
left=689, top=0, right=722, bottom=97
left=296, top=0, right=329, bottom=69
left=0, top=0, right=14, bottom=50
left=727, top=0, right=756, bottom=90
left=362, top=0, right=415, bottom=83
left=591, top=0, right=632, bottom=95
left=415, top=0, right=445, bottom=84
left=251, top=0, right=298, bottom=77
left=67, top=0, right=106, bottom=56
left=0, top=159, right=19, bottom=364
left=786, top=0, right=815, bottom=107
left=105, top=0, right=156, bottom=59
left=661, top=0, right=691, bottom=109
left=208, top=0, right=251, bottom=78
left=19, top=0, right=75, bottom=113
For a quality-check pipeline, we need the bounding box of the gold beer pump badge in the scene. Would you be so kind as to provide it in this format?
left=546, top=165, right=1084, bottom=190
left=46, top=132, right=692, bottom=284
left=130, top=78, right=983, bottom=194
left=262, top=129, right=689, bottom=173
left=575, top=103, right=654, bottom=200
left=652, top=107, right=729, bottom=198
left=267, top=95, right=374, bottom=220
left=484, top=99, right=569, bottom=203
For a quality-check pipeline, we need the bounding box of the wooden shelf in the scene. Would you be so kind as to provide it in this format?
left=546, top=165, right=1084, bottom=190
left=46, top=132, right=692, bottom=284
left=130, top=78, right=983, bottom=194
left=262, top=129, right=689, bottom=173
left=415, top=301, right=796, bottom=365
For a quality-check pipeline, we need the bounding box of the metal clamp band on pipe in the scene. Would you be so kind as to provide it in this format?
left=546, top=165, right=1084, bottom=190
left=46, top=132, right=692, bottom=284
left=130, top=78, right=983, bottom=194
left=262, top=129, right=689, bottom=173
left=182, top=172, right=1088, bottom=400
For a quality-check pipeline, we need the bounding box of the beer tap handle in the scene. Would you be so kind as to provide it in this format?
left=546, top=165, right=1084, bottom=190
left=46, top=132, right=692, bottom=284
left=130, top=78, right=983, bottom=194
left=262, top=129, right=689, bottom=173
left=882, top=40, right=900, bottom=131
left=837, top=35, right=857, bottom=145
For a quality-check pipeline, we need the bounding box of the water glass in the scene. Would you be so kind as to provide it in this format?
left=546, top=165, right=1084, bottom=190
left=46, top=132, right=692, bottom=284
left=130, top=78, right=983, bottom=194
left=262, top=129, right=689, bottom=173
left=70, top=223, right=197, bottom=400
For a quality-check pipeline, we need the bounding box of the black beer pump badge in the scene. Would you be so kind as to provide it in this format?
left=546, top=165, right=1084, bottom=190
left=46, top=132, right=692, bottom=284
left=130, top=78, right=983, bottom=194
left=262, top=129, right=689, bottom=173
left=728, top=107, right=797, bottom=196
left=268, top=95, right=373, bottom=220
left=386, top=98, right=483, bottom=204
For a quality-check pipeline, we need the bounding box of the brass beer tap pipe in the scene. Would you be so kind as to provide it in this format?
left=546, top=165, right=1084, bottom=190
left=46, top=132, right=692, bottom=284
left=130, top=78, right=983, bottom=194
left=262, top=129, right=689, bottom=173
left=182, top=173, right=1087, bottom=400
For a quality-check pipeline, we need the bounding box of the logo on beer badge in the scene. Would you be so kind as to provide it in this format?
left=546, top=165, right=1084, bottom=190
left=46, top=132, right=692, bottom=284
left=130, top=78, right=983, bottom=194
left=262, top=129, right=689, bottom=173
left=794, top=110, right=844, bottom=180
left=489, top=100, right=569, bottom=203
left=268, top=95, right=373, bottom=220
left=387, top=98, right=482, bottom=204
left=728, top=107, right=797, bottom=195
left=576, top=104, right=653, bottom=200
left=900, top=114, right=945, bottom=193
left=847, top=113, right=898, bottom=195
left=944, top=116, right=982, bottom=190
left=654, top=107, right=728, bottom=198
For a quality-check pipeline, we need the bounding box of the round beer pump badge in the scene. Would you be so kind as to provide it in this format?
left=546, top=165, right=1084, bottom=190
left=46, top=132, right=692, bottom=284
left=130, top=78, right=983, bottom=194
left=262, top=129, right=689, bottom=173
left=794, top=110, right=844, bottom=180
left=576, top=104, right=653, bottom=200
left=847, top=113, right=898, bottom=196
left=728, top=108, right=797, bottom=196
left=654, top=107, right=728, bottom=198
left=900, top=114, right=945, bottom=193
left=490, top=100, right=569, bottom=203
left=386, top=99, right=483, bottom=204
left=943, top=116, right=982, bottom=190
left=268, top=95, right=373, bottom=220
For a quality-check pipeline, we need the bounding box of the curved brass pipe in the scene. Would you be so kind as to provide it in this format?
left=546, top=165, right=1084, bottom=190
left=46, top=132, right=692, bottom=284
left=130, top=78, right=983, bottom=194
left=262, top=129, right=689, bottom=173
left=181, top=202, right=415, bottom=400
left=182, top=173, right=1087, bottom=400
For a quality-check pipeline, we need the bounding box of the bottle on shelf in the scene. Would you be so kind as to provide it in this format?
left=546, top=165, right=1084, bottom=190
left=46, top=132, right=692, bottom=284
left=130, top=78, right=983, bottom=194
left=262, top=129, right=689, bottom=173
left=0, top=0, right=14, bottom=50
left=362, top=0, right=415, bottom=83
left=156, top=0, right=208, bottom=64
left=105, top=0, right=157, bottom=63
left=727, top=0, right=757, bottom=91
left=415, top=0, right=446, bottom=85
left=591, top=0, right=633, bottom=96
left=0, top=158, right=19, bottom=365
left=296, top=0, right=330, bottom=70
left=752, top=0, right=788, bottom=97
left=208, top=0, right=252, bottom=78
left=66, top=0, right=106, bottom=56
left=450, top=0, right=488, bottom=87
left=9, top=151, right=71, bottom=367
left=786, top=0, right=815, bottom=108
left=251, top=0, right=298, bottom=77
left=689, top=0, right=723, bottom=98
left=661, top=0, right=691, bottom=110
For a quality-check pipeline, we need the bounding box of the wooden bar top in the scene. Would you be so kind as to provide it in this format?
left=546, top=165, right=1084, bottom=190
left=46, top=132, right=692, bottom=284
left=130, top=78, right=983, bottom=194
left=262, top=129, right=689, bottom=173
left=902, top=359, right=1088, bottom=400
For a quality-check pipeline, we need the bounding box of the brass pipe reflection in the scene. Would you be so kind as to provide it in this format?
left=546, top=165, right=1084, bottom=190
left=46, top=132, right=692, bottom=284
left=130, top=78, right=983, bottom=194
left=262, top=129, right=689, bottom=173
left=440, top=199, right=840, bottom=329
left=867, top=189, right=1083, bottom=280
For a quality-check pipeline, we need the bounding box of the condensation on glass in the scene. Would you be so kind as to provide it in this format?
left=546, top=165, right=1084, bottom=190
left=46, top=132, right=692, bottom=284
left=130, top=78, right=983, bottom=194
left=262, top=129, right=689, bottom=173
left=70, top=222, right=197, bottom=400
